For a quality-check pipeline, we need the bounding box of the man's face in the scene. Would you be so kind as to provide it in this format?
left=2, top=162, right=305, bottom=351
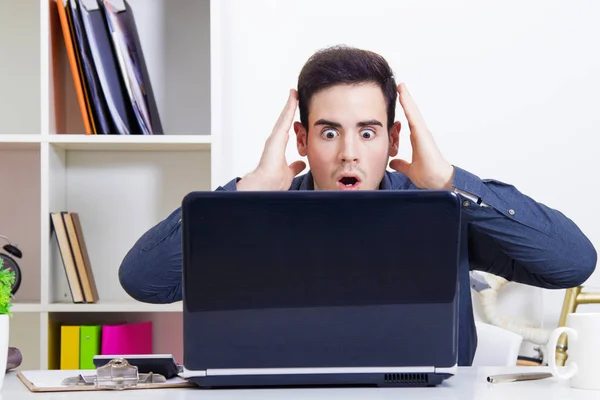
left=294, top=83, right=400, bottom=190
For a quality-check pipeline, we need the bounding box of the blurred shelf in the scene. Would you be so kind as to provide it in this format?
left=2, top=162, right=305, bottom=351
left=11, top=303, right=43, bottom=313
left=48, top=134, right=211, bottom=151
left=1, top=134, right=212, bottom=151
left=47, top=300, right=183, bottom=313
left=0, top=134, right=41, bottom=150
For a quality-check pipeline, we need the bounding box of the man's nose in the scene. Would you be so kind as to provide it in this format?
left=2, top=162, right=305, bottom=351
left=340, top=134, right=359, bottom=163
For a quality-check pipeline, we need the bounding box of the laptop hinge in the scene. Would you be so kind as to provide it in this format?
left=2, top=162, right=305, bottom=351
left=205, top=366, right=436, bottom=376
left=434, top=364, right=458, bottom=375
left=179, top=367, right=206, bottom=378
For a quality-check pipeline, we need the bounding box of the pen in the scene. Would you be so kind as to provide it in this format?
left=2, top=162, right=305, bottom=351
left=486, top=372, right=553, bottom=383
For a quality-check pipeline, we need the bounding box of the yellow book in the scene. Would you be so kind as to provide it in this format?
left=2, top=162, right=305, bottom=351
left=60, top=325, right=80, bottom=370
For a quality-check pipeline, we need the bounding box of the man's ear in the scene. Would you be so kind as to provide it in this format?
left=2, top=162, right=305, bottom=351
left=388, top=121, right=401, bottom=157
left=294, top=121, right=308, bottom=157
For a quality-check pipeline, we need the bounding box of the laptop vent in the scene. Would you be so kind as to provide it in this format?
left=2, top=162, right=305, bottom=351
left=384, top=373, right=429, bottom=385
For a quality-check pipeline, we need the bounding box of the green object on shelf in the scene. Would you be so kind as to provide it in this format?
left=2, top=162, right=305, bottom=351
left=0, top=258, right=15, bottom=315
left=80, top=325, right=102, bottom=370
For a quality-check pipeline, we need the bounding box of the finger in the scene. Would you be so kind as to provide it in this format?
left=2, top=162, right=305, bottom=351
left=288, top=160, right=306, bottom=176
left=271, top=89, right=298, bottom=142
left=397, top=83, right=427, bottom=136
left=261, top=90, right=298, bottom=164
left=389, top=159, right=411, bottom=176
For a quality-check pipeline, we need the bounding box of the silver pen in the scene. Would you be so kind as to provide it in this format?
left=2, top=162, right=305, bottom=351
left=486, top=372, right=553, bottom=383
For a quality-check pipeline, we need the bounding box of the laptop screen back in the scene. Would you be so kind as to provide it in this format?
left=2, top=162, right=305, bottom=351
left=182, top=190, right=461, bottom=370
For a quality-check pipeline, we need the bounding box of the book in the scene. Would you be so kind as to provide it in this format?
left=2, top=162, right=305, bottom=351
left=55, top=0, right=95, bottom=134
left=50, top=211, right=98, bottom=304
left=67, top=0, right=114, bottom=134
left=62, top=212, right=99, bottom=303
left=79, top=325, right=102, bottom=369
left=50, top=212, right=85, bottom=303
left=78, top=0, right=135, bottom=134
left=101, top=321, right=152, bottom=355
left=102, top=0, right=164, bottom=134
left=55, top=0, right=163, bottom=134
left=60, top=326, right=80, bottom=369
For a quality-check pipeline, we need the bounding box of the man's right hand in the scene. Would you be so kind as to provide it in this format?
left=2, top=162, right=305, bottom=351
left=236, top=89, right=307, bottom=191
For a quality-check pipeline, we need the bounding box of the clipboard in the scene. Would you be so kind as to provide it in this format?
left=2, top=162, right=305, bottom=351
left=17, top=358, right=196, bottom=392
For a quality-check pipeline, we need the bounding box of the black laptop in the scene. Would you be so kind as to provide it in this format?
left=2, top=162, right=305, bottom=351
left=180, top=190, right=462, bottom=388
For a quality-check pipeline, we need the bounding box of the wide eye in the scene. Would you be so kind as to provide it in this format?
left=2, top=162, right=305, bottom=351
left=321, top=129, right=338, bottom=139
left=360, top=129, right=375, bottom=139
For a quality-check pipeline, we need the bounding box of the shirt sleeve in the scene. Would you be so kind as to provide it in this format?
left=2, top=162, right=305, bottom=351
left=451, top=165, right=597, bottom=289
left=118, top=177, right=241, bottom=304
left=217, top=177, right=241, bottom=192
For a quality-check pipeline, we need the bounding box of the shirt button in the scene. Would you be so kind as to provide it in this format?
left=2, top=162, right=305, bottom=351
left=508, top=209, right=515, bottom=215
left=463, top=201, right=470, bottom=207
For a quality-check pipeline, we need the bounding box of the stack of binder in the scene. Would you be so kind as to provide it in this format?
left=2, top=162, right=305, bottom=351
left=60, top=325, right=102, bottom=369
left=59, top=321, right=153, bottom=370
left=56, top=0, right=163, bottom=135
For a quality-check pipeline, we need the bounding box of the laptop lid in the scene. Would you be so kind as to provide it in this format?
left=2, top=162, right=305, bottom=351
left=181, top=190, right=461, bottom=385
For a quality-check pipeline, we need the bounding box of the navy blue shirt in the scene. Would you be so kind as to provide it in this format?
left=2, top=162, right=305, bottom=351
left=118, top=165, right=597, bottom=366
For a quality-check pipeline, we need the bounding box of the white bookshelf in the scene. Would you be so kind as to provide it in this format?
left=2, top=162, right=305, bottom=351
left=0, top=0, right=215, bottom=370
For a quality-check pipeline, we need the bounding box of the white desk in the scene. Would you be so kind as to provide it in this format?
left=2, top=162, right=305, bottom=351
left=1, top=366, right=597, bottom=399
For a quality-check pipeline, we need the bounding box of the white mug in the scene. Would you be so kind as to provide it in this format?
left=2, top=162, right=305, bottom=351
left=547, top=312, right=600, bottom=390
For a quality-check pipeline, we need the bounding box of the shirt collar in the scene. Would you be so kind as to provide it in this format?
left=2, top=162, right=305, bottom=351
left=298, top=171, right=315, bottom=190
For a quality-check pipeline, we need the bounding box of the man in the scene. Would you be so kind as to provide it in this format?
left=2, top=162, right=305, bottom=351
left=118, top=45, right=597, bottom=366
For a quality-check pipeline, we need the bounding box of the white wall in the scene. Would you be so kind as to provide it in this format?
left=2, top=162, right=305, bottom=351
left=212, top=0, right=600, bottom=352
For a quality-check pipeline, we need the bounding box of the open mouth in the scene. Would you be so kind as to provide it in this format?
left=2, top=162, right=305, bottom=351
left=337, top=176, right=361, bottom=189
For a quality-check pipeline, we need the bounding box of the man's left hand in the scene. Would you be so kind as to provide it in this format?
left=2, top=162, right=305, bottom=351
left=389, top=83, right=454, bottom=190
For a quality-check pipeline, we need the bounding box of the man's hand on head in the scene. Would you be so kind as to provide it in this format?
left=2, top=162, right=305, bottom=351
left=389, top=83, right=454, bottom=190
left=237, top=89, right=307, bottom=191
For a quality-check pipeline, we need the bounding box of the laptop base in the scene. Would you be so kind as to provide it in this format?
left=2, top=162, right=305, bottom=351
left=187, top=372, right=453, bottom=389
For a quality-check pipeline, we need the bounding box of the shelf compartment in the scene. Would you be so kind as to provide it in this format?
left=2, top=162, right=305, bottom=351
left=0, top=146, right=41, bottom=303
left=48, top=311, right=183, bottom=369
left=47, top=146, right=210, bottom=304
left=9, top=313, right=42, bottom=370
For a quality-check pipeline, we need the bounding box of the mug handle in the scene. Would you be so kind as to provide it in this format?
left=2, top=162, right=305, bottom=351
left=547, top=326, right=578, bottom=380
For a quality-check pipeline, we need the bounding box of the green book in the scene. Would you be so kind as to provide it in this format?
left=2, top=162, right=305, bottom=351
left=79, top=325, right=102, bottom=369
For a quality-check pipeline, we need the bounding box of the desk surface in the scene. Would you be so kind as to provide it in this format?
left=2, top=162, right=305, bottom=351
left=1, top=366, right=598, bottom=399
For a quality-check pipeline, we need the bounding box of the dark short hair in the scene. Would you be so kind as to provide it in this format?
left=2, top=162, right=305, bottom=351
left=297, top=45, right=397, bottom=131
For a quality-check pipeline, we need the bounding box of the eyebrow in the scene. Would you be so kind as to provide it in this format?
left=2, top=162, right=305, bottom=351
left=314, top=119, right=383, bottom=128
left=314, top=119, right=342, bottom=128
left=357, top=119, right=383, bottom=128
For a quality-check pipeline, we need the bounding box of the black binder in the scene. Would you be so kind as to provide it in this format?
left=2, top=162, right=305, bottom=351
left=77, top=0, right=138, bottom=134
left=102, top=0, right=164, bottom=135
left=67, top=0, right=114, bottom=134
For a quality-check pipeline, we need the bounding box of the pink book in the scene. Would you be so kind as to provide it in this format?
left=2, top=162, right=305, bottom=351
left=101, top=321, right=152, bottom=355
